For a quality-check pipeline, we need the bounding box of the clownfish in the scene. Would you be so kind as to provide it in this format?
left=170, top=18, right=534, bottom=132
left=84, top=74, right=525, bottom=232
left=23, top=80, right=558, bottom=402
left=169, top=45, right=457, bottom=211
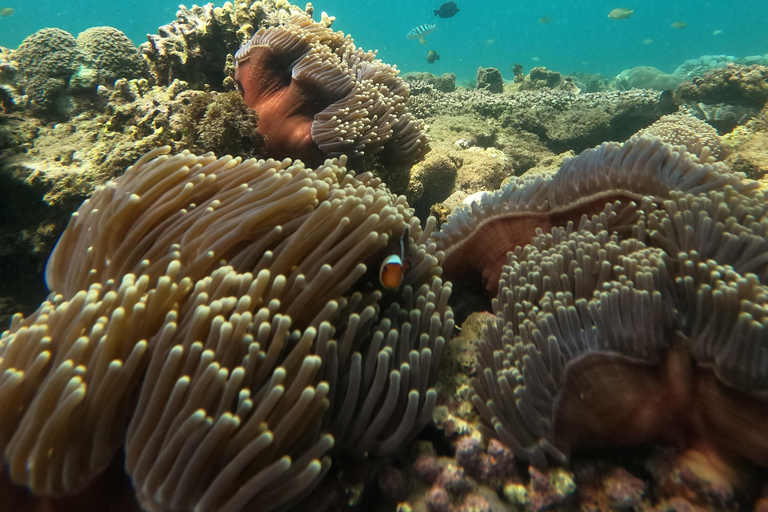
left=379, top=228, right=410, bottom=290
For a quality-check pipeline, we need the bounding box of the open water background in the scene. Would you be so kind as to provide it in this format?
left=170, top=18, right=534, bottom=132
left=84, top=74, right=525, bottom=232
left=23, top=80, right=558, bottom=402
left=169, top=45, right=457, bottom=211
left=2, top=0, right=767, bottom=83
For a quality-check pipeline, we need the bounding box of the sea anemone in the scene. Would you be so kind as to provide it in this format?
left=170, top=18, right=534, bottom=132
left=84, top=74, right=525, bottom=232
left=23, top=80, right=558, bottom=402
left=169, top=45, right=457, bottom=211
left=0, top=147, right=452, bottom=511
left=443, top=136, right=768, bottom=489
left=432, top=136, right=757, bottom=298
left=233, top=14, right=429, bottom=168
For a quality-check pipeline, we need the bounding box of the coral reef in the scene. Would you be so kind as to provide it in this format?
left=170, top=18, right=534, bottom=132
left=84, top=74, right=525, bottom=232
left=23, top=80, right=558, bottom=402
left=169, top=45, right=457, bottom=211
left=4, top=0, right=768, bottom=509
left=517, top=67, right=570, bottom=91
left=635, top=111, right=724, bottom=161
left=233, top=13, right=428, bottom=168
left=571, top=71, right=609, bottom=93
left=11, top=26, right=153, bottom=117
left=141, top=0, right=307, bottom=89
left=13, top=28, right=82, bottom=114
left=403, top=72, right=457, bottom=93
left=76, top=27, right=150, bottom=86
left=722, top=101, right=768, bottom=181
left=675, top=64, right=768, bottom=109
left=409, top=85, right=672, bottom=154
left=179, top=90, right=264, bottom=156
left=611, top=66, right=683, bottom=91
left=431, top=136, right=768, bottom=507
left=0, top=147, right=453, bottom=510
left=0, top=80, right=266, bottom=324
left=476, top=67, right=504, bottom=94
left=674, top=53, right=768, bottom=79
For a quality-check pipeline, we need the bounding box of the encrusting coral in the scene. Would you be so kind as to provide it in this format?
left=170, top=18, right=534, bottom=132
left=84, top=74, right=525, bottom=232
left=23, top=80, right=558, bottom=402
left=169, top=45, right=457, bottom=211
left=233, top=13, right=429, bottom=168
left=433, top=135, right=768, bottom=491
left=0, top=147, right=453, bottom=511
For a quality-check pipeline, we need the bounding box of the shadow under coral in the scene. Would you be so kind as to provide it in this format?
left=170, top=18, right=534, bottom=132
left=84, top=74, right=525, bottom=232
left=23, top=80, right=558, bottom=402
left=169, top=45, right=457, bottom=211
left=0, top=454, right=140, bottom=512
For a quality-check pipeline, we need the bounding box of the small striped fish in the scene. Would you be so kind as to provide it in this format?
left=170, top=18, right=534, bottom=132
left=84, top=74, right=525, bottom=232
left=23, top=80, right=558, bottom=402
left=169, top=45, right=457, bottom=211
left=406, top=23, right=437, bottom=43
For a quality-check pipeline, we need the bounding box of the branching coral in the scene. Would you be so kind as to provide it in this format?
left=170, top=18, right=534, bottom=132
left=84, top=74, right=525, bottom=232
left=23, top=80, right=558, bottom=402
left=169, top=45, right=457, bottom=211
left=0, top=148, right=453, bottom=510
left=233, top=14, right=429, bottom=168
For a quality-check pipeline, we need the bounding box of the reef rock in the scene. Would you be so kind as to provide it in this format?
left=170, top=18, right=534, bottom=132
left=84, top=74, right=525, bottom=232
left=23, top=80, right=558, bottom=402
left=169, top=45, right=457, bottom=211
left=675, top=63, right=768, bottom=109
left=476, top=67, right=504, bottom=94
left=141, top=0, right=308, bottom=89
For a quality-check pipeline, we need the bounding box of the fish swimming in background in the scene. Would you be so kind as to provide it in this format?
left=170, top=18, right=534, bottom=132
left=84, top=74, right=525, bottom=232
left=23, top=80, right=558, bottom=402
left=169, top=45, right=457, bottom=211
left=712, top=29, right=723, bottom=35
left=427, top=49, right=439, bottom=63
left=379, top=228, right=410, bottom=290
left=643, top=38, right=654, bottom=44
left=608, top=8, right=634, bottom=19
left=539, top=16, right=553, bottom=24
left=0, top=7, right=13, bottom=17
left=671, top=21, right=687, bottom=29
left=434, top=2, right=459, bottom=18
left=407, top=23, right=437, bottom=44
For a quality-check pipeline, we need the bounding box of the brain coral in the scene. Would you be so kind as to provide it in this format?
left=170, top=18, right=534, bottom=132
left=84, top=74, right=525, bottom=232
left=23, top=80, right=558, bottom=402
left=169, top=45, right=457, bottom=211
left=76, top=27, right=150, bottom=86
left=434, top=136, right=768, bottom=486
left=0, top=148, right=452, bottom=511
left=234, top=13, right=429, bottom=168
left=12, top=28, right=82, bottom=113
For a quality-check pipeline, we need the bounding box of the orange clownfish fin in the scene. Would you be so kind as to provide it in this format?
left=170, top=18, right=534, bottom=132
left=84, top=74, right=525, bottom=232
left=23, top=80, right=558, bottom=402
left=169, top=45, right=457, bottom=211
left=379, top=228, right=410, bottom=290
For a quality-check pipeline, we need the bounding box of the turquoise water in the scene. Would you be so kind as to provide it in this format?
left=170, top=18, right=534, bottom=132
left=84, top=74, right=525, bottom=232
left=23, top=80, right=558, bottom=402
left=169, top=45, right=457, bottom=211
left=2, top=0, right=767, bottom=82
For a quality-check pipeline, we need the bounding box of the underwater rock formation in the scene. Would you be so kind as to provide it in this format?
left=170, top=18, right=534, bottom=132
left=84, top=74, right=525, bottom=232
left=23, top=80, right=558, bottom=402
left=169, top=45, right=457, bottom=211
left=476, top=67, right=504, bottom=94
left=233, top=13, right=429, bottom=168
left=675, top=63, right=768, bottom=109
left=409, top=85, right=671, bottom=154
left=0, top=147, right=453, bottom=511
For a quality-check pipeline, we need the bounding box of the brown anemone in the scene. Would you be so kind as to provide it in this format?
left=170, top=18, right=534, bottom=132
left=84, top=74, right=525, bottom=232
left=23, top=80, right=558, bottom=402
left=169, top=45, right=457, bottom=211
left=233, top=14, right=429, bottom=168
left=433, top=136, right=759, bottom=298
left=461, top=137, right=768, bottom=492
